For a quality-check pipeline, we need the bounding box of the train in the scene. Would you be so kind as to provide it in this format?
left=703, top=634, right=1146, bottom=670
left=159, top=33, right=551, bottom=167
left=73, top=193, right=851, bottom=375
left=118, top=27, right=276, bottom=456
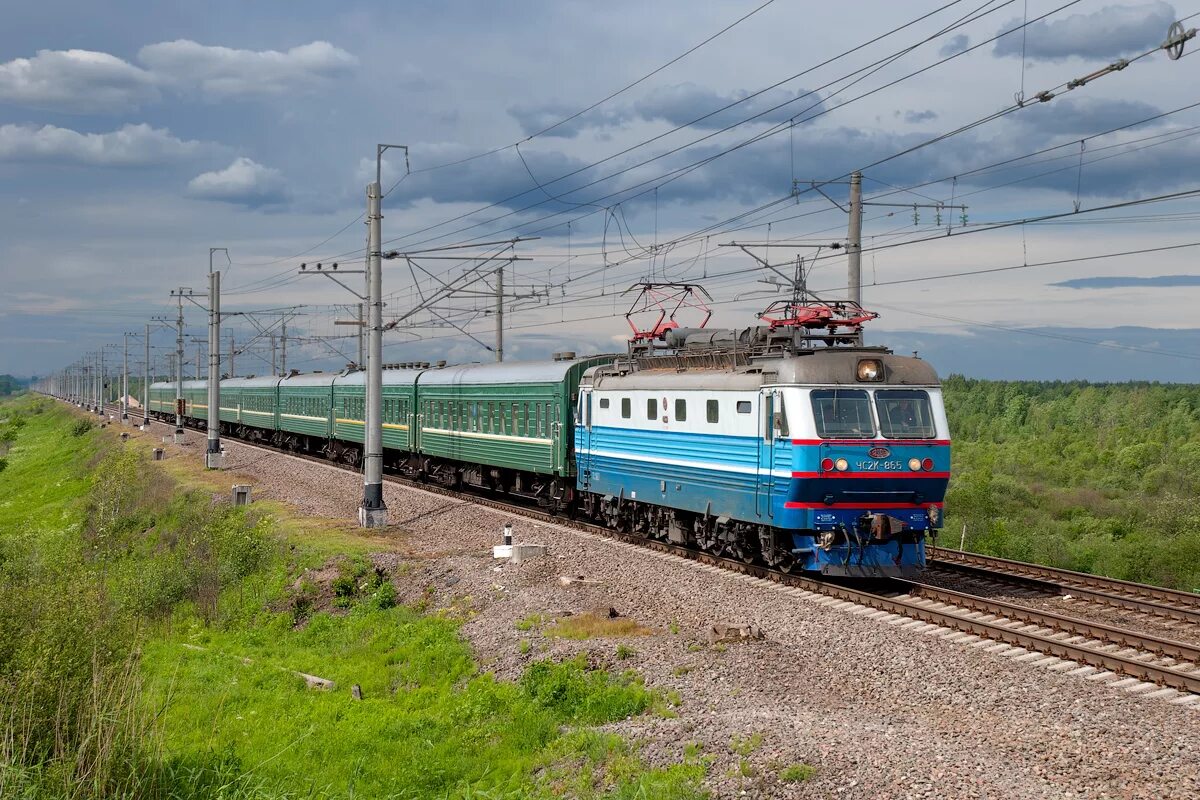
left=147, top=299, right=949, bottom=577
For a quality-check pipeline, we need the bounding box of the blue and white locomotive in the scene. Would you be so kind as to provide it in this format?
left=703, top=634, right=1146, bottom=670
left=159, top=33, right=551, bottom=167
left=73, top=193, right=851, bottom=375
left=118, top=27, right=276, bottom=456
left=575, top=299, right=949, bottom=576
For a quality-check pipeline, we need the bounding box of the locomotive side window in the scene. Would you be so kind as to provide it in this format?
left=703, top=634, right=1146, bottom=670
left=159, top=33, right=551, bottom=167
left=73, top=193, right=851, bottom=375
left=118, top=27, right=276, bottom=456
left=811, top=389, right=874, bottom=438
left=599, top=398, right=610, bottom=409
left=736, top=400, right=751, bottom=414
left=621, top=398, right=631, bottom=419
left=706, top=399, right=719, bottom=423
left=646, top=398, right=656, bottom=420
left=875, top=389, right=936, bottom=439
left=675, top=398, right=686, bottom=422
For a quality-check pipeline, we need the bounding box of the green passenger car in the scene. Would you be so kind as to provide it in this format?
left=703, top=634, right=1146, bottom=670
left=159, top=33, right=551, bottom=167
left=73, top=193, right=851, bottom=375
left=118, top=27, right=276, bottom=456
left=331, top=368, right=420, bottom=452
left=415, top=357, right=612, bottom=477
left=148, top=382, right=172, bottom=416
left=277, top=373, right=336, bottom=439
left=222, top=376, right=282, bottom=430
left=182, top=380, right=208, bottom=421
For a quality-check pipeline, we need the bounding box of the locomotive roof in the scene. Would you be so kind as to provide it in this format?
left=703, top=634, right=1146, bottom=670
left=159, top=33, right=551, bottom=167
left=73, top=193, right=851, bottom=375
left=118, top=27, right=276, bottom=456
left=588, top=349, right=939, bottom=389
left=417, top=356, right=613, bottom=387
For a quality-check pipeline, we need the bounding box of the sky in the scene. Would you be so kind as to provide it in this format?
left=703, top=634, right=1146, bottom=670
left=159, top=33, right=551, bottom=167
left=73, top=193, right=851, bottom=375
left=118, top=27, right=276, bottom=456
left=2, top=0, right=1200, bottom=382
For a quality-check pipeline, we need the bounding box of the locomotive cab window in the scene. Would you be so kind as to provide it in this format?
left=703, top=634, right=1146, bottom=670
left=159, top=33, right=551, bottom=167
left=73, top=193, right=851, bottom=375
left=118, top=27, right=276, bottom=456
left=811, top=389, right=874, bottom=439
left=875, top=389, right=936, bottom=439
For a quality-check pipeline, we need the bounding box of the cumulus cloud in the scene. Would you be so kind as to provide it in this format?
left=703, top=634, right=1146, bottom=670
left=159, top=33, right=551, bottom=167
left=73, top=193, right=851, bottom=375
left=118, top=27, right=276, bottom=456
left=0, top=49, right=157, bottom=113
left=187, top=157, right=287, bottom=206
left=938, top=33, right=971, bottom=57
left=903, top=109, right=938, bottom=123
left=139, top=40, right=357, bottom=98
left=633, top=82, right=824, bottom=129
left=506, top=103, right=633, bottom=139
left=0, top=122, right=208, bottom=166
left=1016, top=97, right=1166, bottom=136
left=993, top=2, right=1177, bottom=61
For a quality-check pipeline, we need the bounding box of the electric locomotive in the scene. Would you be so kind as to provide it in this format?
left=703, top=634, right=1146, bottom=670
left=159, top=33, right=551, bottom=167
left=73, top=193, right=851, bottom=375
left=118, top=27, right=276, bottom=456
left=574, top=295, right=948, bottom=576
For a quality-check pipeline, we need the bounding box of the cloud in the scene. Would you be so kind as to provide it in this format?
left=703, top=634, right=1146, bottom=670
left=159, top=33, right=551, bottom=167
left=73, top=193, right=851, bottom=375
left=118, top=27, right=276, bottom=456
left=187, top=157, right=287, bottom=206
left=507, top=103, right=633, bottom=139
left=1016, top=97, right=1166, bottom=136
left=0, top=122, right=208, bottom=166
left=138, top=40, right=357, bottom=98
left=903, top=109, right=938, bottom=123
left=633, top=82, right=824, bottom=129
left=1052, top=274, right=1200, bottom=289
left=938, top=33, right=971, bottom=57
left=509, top=82, right=824, bottom=138
left=0, top=49, right=157, bottom=113
left=993, top=2, right=1177, bottom=61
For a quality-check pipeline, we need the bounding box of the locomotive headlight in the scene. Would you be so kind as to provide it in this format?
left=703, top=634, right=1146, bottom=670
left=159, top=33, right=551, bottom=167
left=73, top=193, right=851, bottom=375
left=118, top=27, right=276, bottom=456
left=856, top=358, right=884, bottom=381
left=908, top=457, right=922, bottom=471
left=835, top=458, right=849, bottom=472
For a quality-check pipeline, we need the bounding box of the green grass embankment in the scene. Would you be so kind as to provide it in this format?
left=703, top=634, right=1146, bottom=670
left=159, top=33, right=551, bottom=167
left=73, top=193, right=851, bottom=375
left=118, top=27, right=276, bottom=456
left=0, top=397, right=707, bottom=799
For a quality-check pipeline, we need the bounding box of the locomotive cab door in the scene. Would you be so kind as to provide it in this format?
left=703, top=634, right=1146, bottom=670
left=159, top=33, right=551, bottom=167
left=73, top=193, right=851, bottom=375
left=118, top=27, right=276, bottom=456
left=756, top=389, right=784, bottom=521
left=577, top=388, right=593, bottom=489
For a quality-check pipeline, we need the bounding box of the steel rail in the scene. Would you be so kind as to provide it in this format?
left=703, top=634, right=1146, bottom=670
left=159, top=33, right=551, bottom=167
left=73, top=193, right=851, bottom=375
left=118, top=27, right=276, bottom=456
left=113, top=403, right=1200, bottom=694
left=930, top=546, right=1200, bottom=620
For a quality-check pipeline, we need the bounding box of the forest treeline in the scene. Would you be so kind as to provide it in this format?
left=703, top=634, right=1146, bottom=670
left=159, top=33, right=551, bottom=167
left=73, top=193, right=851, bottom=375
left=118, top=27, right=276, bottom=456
left=942, top=376, right=1200, bottom=592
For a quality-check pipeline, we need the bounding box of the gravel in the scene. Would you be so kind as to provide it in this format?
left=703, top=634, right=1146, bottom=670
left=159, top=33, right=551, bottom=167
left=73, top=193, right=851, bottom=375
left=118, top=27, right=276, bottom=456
left=133, top=417, right=1200, bottom=799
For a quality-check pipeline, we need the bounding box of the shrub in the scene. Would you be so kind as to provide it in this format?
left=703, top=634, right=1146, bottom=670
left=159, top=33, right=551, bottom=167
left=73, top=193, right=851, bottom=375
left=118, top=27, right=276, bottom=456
left=71, top=418, right=93, bottom=437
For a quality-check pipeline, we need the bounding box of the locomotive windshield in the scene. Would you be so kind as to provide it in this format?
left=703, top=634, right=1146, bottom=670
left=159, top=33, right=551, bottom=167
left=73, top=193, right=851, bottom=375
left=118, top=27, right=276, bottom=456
left=811, top=389, right=873, bottom=438
left=875, top=389, right=936, bottom=439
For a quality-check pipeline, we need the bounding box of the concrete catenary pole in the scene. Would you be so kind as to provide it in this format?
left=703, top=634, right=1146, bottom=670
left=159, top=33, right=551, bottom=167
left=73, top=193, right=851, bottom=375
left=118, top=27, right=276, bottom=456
left=495, top=264, right=504, bottom=363
left=143, top=323, right=151, bottom=429
left=359, top=180, right=388, bottom=527
left=847, top=170, right=863, bottom=344
left=121, top=332, right=130, bottom=424
left=228, top=332, right=235, bottom=379
left=97, top=348, right=106, bottom=416
left=175, top=291, right=185, bottom=441
left=357, top=302, right=365, bottom=367
left=280, top=318, right=287, bottom=375
left=206, top=269, right=222, bottom=468
left=270, top=333, right=277, bottom=375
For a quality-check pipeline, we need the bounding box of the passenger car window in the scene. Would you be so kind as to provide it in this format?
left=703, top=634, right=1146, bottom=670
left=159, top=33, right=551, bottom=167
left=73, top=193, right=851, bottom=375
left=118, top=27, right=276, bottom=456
left=811, top=389, right=874, bottom=438
left=875, top=389, right=936, bottom=439
left=675, top=398, right=686, bottom=422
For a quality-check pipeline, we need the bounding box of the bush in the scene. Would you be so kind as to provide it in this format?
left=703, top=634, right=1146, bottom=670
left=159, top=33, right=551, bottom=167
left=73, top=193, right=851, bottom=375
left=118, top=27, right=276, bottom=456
left=71, top=418, right=93, bottom=437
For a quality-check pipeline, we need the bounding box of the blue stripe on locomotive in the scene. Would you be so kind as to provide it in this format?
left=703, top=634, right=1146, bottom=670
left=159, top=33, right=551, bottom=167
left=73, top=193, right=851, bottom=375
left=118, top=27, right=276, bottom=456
left=575, top=426, right=946, bottom=573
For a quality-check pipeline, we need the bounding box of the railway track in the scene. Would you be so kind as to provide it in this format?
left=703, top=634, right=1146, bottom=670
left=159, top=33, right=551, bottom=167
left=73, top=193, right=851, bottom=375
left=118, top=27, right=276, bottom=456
left=930, top=546, right=1200, bottom=625
left=101, top=403, right=1200, bottom=698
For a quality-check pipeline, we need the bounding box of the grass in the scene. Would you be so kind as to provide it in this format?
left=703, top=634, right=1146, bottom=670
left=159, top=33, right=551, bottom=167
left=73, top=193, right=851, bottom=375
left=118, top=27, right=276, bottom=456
left=0, top=397, right=709, bottom=799
left=778, top=763, right=817, bottom=783
left=546, top=613, right=652, bottom=640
